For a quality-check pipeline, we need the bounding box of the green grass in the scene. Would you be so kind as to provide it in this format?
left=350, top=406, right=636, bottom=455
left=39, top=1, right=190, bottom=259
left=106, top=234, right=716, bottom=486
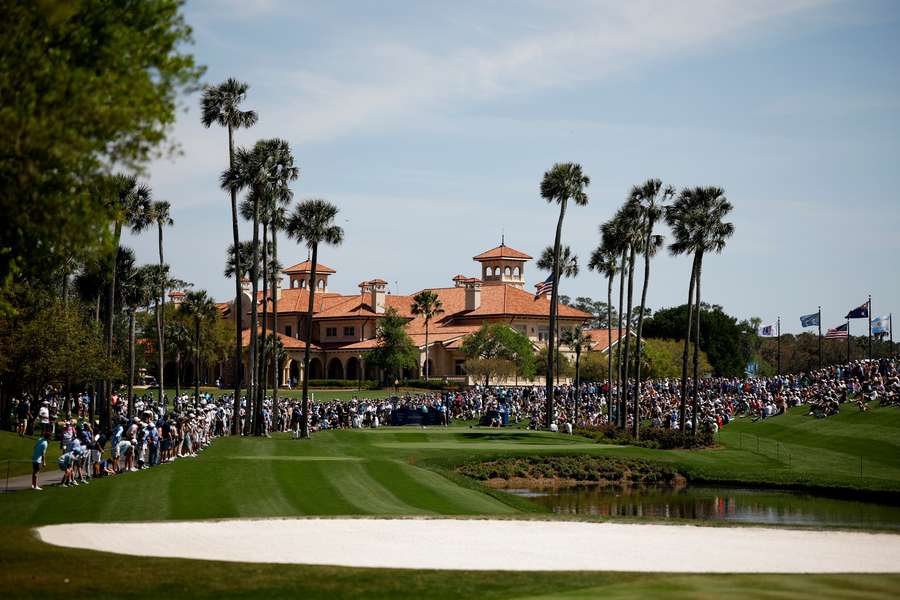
left=2, top=405, right=899, bottom=598
left=0, top=432, right=61, bottom=478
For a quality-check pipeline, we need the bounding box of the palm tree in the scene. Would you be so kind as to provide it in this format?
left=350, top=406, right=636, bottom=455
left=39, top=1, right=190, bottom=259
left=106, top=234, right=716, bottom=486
left=410, top=290, right=444, bottom=380
left=666, top=186, right=734, bottom=433
left=539, top=162, right=590, bottom=429
left=614, top=202, right=644, bottom=436
left=201, top=78, right=258, bottom=435
left=600, top=211, right=632, bottom=428
left=268, top=200, right=289, bottom=409
left=165, top=321, right=191, bottom=402
left=560, top=327, right=588, bottom=425
left=181, top=290, right=218, bottom=406
left=537, top=244, right=579, bottom=379
left=222, top=139, right=298, bottom=434
left=286, top=199, right=344, bottom=438
left=627, top=180, right=671, bottom=439
left=588, top=243, right=618, bottom=425
left=104, top=175, right=152, bottom=428
left=147, top=200, right=173, bottom=407
left=121, top=261, right=155, bottom=419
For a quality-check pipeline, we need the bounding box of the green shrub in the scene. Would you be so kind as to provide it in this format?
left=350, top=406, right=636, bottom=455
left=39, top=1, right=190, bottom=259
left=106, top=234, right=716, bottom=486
left=575, top=425, right=715, bottom=450
left=307, top=379, right=380, bottom=389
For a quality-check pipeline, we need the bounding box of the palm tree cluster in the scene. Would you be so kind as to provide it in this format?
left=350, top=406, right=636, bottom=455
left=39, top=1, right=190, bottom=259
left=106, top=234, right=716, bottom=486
left=60, top=173, right=220, bottom=429
left=585, top=180, right=734, bottom=439
left=204, top=78, right=343, bottom=437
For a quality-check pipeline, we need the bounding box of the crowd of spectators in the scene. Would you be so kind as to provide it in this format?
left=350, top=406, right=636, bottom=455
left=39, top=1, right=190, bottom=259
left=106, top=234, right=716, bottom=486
left=14, top=357, right=898, bottom=490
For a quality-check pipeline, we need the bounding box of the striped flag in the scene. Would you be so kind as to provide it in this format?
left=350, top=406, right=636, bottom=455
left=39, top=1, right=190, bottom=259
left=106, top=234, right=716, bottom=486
left=534, top=274, right=553, bottom=299
left=872, top=315, right=891, bottom=335
left=825, top=323, right=849, bottom=339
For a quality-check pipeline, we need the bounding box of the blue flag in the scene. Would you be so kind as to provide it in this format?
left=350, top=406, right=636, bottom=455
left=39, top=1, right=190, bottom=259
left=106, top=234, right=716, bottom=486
left=872, top=315, right=891, bottom=335
left=759, top=324, right=776, bottom=337
left=846, top=302, right=869, bottom=319
left=800, top=312, right=819, bottom=327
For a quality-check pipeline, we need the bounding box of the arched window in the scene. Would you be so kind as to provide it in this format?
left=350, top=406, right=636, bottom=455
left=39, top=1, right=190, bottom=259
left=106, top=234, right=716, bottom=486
left=504, top=266, right=511, bottom=276
left=513, top=267, right=520, bottom=278
left=318, top=279, right=325, bottom=290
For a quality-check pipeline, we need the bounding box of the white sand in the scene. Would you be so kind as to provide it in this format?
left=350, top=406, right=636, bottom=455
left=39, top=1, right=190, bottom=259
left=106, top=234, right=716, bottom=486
left=37, top=518, right=900, bottom=573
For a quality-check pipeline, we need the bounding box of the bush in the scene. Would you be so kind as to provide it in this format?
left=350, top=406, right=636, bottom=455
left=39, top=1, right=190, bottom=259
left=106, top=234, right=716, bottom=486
left=457, top=455, right=681, bottom=485
left=400, top=379, right=458, bottom=391
left=576, top=425, right=716, bottom=449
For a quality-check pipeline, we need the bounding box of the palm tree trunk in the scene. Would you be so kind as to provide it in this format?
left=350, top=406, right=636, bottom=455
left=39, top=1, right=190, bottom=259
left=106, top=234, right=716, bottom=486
left=228, top=124, right=243, bottom=435
left=128, top=310, right=135, bottom=418
left=621, top=246, right=636, bottom=433
left=271, top=221, right=280, bottom=411
left=256, top=225, right=269, bottom=435
left=632, top=220, right=655, bottom=440
left=679, top=254, right=698, bottom=431
left=616, top=251, right=626, bottom=427
left=195, top=318, right=201, bottom=406
left=573, top=346, right=581, bottom=425
left=248, top=188, right=261, bottom=435
left=691, top=252, right=705, bottom=435
left=424, top=320, right=429, bottom=380
left=300, top=244, right=319, bottom=439
left=105, top=224, right=122, bottom=430
left=175, top=351, right=181, bottom=401
left=606, top=274, right=614, bottom=425
left=157, top=222, right=166, bottom=410
left=545, top=199, right=567, bottom=429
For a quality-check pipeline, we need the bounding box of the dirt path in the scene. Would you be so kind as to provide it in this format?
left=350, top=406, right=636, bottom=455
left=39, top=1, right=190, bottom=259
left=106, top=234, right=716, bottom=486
left=38, top=518, right=900, bottom=572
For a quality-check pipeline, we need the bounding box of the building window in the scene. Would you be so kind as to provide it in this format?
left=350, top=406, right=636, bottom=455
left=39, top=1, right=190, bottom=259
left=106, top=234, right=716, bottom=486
left=326, top=327, right=337, bottom=337
left=343, top=326, right=355, bottom=337
left=285, top=325, right=292, bottom=338
left=455, top=360, right=466, bottom=375
left=504, top=266, right=511, bottom=276
left=538, top=328, right=549, bottom=342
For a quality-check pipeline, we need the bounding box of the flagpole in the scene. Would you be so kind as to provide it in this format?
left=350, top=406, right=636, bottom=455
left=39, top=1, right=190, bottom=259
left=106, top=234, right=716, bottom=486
left=777, top=316, right=781, bottom=376
left=868, top=295, right=872, bottom=360
left=817, top=306, right=822, bottom=370
left=846, top=318, right=851, bottom=363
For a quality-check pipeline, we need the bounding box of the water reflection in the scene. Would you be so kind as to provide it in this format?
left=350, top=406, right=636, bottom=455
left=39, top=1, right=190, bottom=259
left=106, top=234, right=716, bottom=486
left=505, top=485, right=900, bottom=529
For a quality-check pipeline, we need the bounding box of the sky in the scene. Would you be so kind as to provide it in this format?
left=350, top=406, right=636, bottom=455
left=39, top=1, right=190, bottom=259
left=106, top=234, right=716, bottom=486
left=124, top=0, right=900, bottom=334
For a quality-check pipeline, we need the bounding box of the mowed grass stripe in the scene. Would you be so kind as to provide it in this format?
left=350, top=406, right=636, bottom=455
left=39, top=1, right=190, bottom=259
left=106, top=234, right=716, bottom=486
left=167, top=458, right=239, bottom=520
left=322, top=460, right=430, bottom=515
left=269, top=460, right=360, bottom=515
left=365, top=459, right=516, bottom=515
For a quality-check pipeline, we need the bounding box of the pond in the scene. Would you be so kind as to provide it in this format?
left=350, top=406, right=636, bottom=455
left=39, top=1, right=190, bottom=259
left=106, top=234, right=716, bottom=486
left=505, top=484, right=900, bottom=529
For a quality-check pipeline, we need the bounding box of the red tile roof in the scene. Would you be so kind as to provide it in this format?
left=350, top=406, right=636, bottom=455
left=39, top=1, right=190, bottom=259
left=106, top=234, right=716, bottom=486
left=584, top=328, right=626, bottom=352
left=240, top=328, right=318, bottom=351
left=473, top=244, right=532, bottom=261
left=282, top=260, right=336, bottom=274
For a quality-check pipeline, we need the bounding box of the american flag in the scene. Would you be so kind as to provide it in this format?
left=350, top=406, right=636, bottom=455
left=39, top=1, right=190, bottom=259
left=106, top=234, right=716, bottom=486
left=534, top=274, right=554, bottom=299
left=824, top=323, right=849, bottom=339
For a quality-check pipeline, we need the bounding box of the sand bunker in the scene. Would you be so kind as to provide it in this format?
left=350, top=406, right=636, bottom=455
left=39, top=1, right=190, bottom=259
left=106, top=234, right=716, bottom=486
left=37, top=518, right=900, bottom=573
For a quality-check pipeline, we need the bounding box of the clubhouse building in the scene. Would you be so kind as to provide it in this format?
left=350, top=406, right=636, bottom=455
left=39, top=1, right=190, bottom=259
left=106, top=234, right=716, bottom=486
left=217, top=243, right=621, bottom=386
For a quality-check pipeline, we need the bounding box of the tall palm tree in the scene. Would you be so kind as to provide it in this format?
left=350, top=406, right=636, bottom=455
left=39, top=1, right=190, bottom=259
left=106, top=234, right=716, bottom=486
left=201, top=78, right=258, bottom=435
left=627, top=180, right=671, bottom=439
left=121, top=261, right=155, bottom=419
left=600, top=212, right=631, bottom=428
left=537, top=244, right=579, bottom=379
left=539, top=162, right=590, bottom=429
left=148, top=200, right=173, bottom=407
left=560, top=327, right=588, bottom=425
left=666, top=186, right=734, bottom=433
left=286, top=199, right=344, bottom=438
left=410, top=290, right=444, bottom=380
left=268, top=200, right=289, bottom=409
left=222, top=139, right=298, bottom=434
left=181, top=290, right=218, bottom=406
left=104, top=175, right=152, bottom=428
left=588, top=243, right=618, bottom=425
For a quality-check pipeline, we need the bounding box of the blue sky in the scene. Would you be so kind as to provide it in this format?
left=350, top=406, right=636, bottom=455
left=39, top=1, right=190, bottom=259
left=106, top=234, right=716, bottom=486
left=124, top=0, right=900, bottom=334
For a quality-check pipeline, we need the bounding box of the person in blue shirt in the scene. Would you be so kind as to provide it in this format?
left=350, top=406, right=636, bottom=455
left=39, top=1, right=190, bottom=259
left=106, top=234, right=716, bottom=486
left=31, top=429, right=50, bottom=490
